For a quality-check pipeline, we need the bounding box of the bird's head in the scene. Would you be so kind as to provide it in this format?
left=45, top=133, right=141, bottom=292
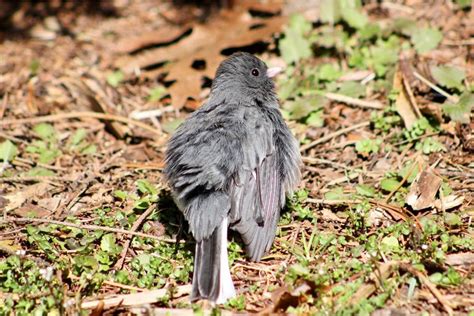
left=210, top=52, right=281, bottom=107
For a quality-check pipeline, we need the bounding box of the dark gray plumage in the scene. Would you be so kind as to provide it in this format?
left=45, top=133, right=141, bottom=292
left=164, top=52, right=301, bottom=303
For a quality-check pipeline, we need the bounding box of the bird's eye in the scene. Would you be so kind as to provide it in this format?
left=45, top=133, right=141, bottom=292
left=251, top=68, right=260, bottom=76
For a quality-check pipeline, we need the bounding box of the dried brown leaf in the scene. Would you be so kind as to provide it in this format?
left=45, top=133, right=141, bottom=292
left=393, top=65, right=418, bottom=129
left=13, top=203, right=51, bottom=218
left=350, top=261, right=398, bottom=305
left=267, top=280, right=317, bottom=313
left=434, top=194, right=464, bottom=210
left=406, top=169, right=442, bottom=211
left=113, top=26, right=191, bottom=54
left=115, top=9, right=285, bottom=108
left=3, top=183, right=52, bottom=212
left=419, top=102, right=443, bottom=123
left=445, top=252, right=474, bottom=266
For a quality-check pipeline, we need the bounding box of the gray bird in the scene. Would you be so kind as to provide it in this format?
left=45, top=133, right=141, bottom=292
left=164, top=52, right=301, bottom=303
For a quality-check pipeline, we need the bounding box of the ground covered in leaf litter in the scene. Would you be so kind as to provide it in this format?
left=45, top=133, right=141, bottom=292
left=0, top=0, right=473, bottom=315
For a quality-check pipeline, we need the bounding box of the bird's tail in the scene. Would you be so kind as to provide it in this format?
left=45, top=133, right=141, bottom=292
left=191, top=217, right=236, bottom=304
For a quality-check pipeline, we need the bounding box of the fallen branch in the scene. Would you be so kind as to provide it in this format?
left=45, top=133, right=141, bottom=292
left=81, top=285, right=191, bottom=310
left=300, top=121, right=370, bottom=152
left=0, top=217, right=176, bottom=243
left=0, top=111, right=161, bottom=137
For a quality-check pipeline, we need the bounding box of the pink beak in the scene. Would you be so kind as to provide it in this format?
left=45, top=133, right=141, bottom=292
left=266, top=67, right=282, bottom=78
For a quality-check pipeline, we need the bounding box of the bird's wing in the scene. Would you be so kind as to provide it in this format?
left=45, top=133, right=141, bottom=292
left=229, top=106, right=300, bottom=262
left=230, top=152, right=283, bottom=262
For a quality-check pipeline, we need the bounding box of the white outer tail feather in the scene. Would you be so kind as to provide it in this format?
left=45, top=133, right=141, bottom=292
left=215, top=217, right=236, bottom=304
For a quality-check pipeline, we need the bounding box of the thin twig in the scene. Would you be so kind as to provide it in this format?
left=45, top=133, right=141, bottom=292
left=400, top=263, right=454, bottom=315
left=68, top=274, right=145, bottom=292
left=324, top=92, right=384, bottom=109
left=306, top=198, right=420, bottom=226
left=300, top=121, right=370, bottom=152
left=393, top=132, right=440, bottom=146
left=0, top=131, right=26, bottom=144
left=384, top=159, right=419, bottom=203
left=444, top=38, right=474, bottom=46
left=0, top=227, right=25, bottom=237
left=81, top=285, right=191, bottom=310
left=401, top=73, right=422, bottom=118
left=0, top=176, right=78, bottom=184
left=301, top=156, right=352, bottom=171
left=326, top=172, right=359, bottom=186
left=0, top=92, right=7, bottom=119
left=349, top=261, right=399, bottom=305
left=106, top=162, right=165, bottom=170
left=0, top=217, right=176, bottom=243
left=381, top=2, right=415, bottom=13
left=63, top=181, right=94, bottom=217
left=129, top=107, right=175, bottom=120
left=115, top=205, right=156, bottom=269
left=413, top=71, right=459, bottom=103
left=306, top=198, right=362, bottom=205
left=0, top=111, right=161, bottom=137
left=13, top=157, right=68, bottom=172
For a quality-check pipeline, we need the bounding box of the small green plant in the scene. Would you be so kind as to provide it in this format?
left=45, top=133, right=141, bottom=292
left=67, top=128, right=97, bottom=155
left=148, top=86, right=168, bottom=101
left=0, top=256, right=64, bottom=315
left=442, top=92, right=474, bottom=123
left=410, top=27, right=443, bottom=53
left=26, top=123, right=62, bottom=164
left=355, top=138, right=382, bottom=156
left=371, top=109, right=401, bottom=133
left=279, top=14, right=312, bottom=64
left=107, top=70, right=124, bottom=87
left=225, top=295, right=246, bottom=310
left=288, top=189, right=316, bottom=220
left=347, top=201, right=370, bottom=234
left=416, top=137, right=445, bottom=154
left=429, top=268, right=462, bottom=286
left=0, top=140, right=18, bottom=162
